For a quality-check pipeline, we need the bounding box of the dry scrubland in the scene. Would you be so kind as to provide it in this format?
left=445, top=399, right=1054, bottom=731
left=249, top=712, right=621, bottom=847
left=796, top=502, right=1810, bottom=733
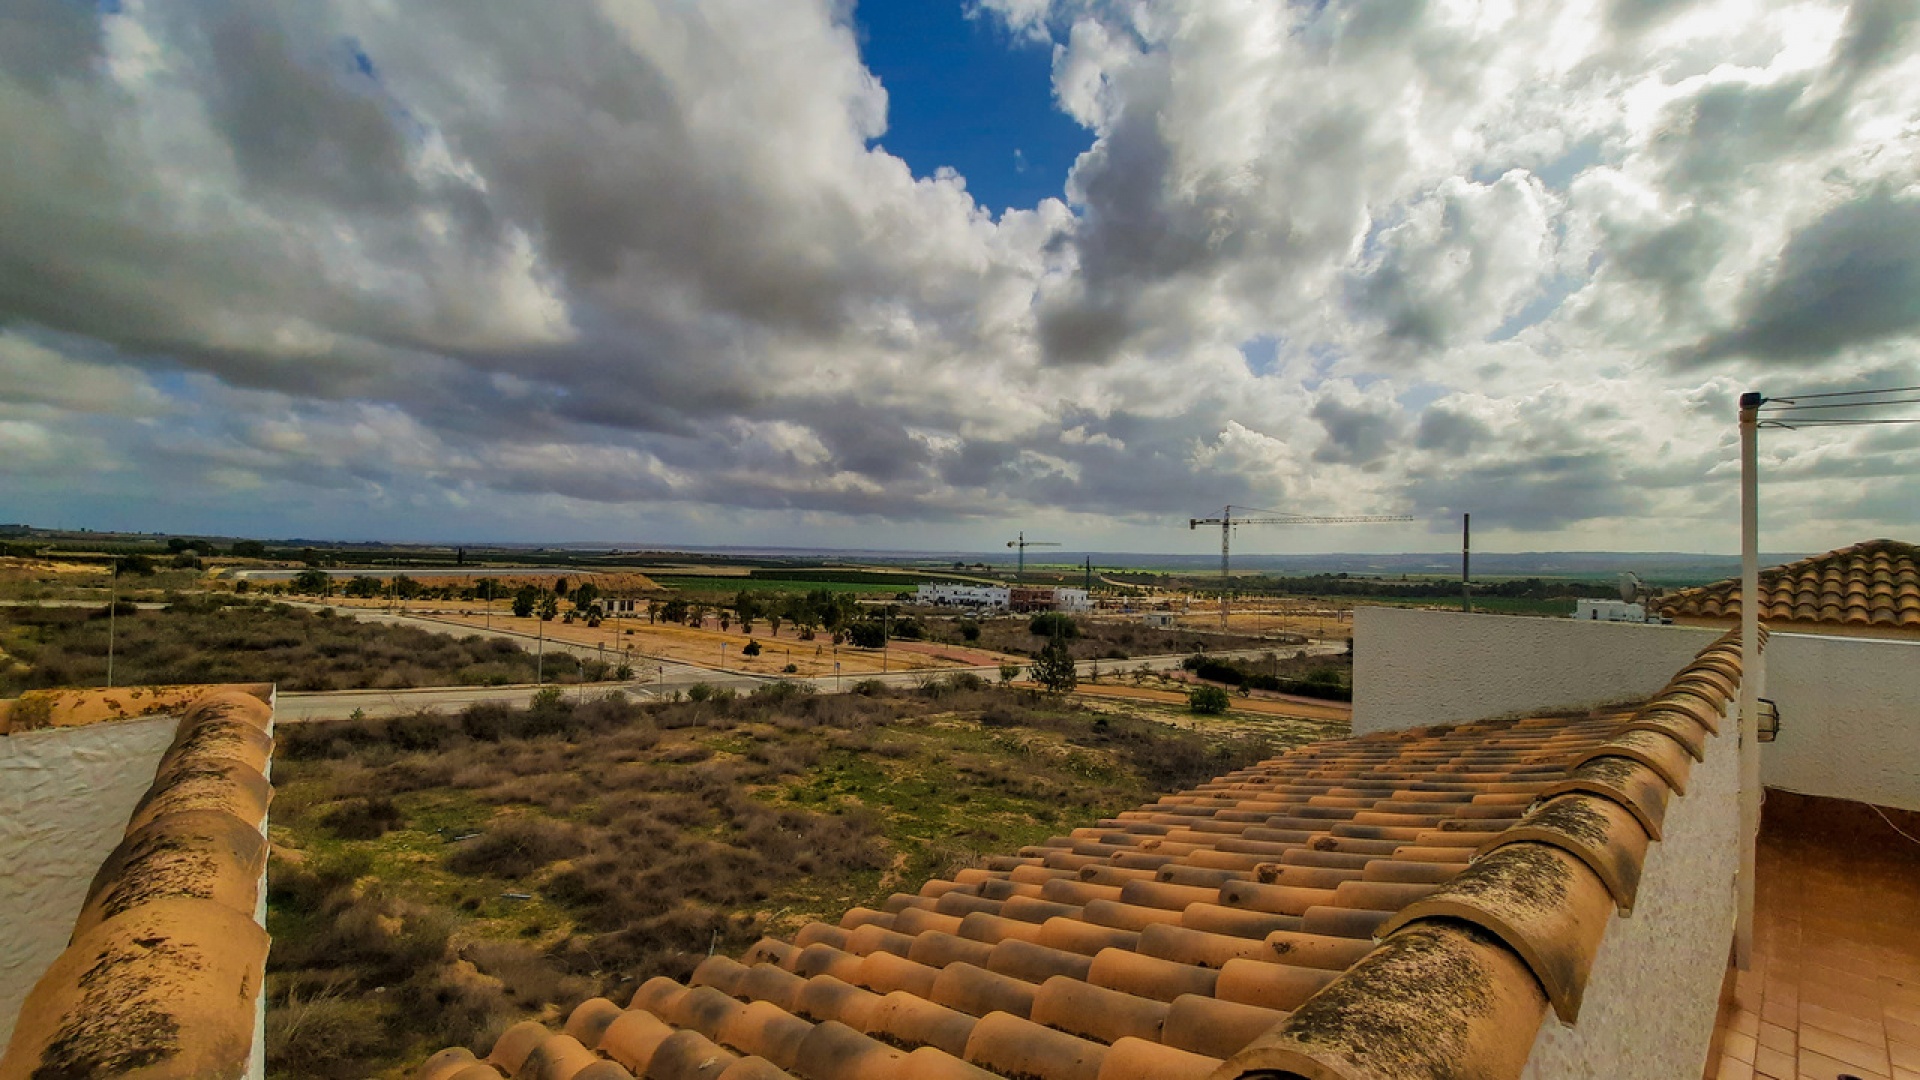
left=265, top=681, right=1340, bottom=1080
left=0, top=597, right=570, bottom=695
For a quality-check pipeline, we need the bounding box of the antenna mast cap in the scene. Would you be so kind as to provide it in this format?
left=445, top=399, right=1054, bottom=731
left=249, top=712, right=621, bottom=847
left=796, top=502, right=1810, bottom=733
left=1739, top=391, right=1765, bottom=411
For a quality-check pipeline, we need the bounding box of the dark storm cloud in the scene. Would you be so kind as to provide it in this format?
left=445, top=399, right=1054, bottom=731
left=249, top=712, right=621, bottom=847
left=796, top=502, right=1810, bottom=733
left=1414, top=407, right=1489, bottom=456
left=1685, top=191, right=1920, bottom=364
left=1407, top=453, right=1649, bottom=531
left=1312, top=395, right=1401, bottom=467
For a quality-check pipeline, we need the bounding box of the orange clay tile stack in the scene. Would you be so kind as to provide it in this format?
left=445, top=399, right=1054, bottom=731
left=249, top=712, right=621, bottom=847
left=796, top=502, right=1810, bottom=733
left=411, top=630, right=1755, bottom=1080
left=0, top=688, right=275, bottom=1080
left=1659, top=538, right=1920, bottom=631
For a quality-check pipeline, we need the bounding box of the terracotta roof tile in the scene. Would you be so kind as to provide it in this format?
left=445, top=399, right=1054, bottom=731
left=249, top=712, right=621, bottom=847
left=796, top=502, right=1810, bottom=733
left=0, top=686, right=274, bottom=1080
left=1659, top=538, right=1920, bottom=629
left=413, top=632, right=1751, bottom=1080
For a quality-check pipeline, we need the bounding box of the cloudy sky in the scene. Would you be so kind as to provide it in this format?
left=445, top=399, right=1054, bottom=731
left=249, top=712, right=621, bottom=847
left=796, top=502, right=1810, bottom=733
left=2, top=0, right=1916, bottom=555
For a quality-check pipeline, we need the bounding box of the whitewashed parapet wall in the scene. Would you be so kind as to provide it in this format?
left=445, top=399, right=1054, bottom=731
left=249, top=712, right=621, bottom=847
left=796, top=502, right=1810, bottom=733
left=0, top=715, right=182, bottom=1049
left=1353, top=607, right=1920, bottom=813
left=1351, top=607, right=1718, bottom=735
left=1762, top=632, right=1920, bottom=813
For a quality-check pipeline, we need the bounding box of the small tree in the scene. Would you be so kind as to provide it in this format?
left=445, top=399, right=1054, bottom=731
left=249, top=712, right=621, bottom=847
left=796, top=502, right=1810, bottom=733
left=230, top=539, right=267, bottom=558
left=572, top=582, right=600, bottom=611
left=742, top=639, right=762, bottom=657
left=1031, top=636, right=1078, bottom=694
left=291, top=568, right=332, bottom=596
left=767, top=613, right=782, bottom=637
left=554, top=577, right=570, bottom=597
left=1189, top=685, right=1231, bottom=714
left=998, top=660, right=1022, bottom=686
left=538, top=595, right=560, bottom=621
left=513, top=586, right=540, bottom=618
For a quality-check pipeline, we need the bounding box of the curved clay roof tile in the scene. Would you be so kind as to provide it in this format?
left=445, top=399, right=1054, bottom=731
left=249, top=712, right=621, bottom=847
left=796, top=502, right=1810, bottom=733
left=0, top=899, right=270, bottom=1080
left=1538, top=756, right=1671, bottom=840
left=1376, top=842, right=1614, bottom=1022
left=1217, top=921, right=1548, bottom=1080
left=866, top=990, right=978, bottom=1058
left=124, top=757, right=271, bottom=836
left=1476, top=794, right=1651, bottom=913
left=72, top=808, right=268, bottom=936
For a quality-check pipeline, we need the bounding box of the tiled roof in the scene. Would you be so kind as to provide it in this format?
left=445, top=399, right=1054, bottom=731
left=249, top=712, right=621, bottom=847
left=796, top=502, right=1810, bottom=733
left=0, top=687, right=274, bottom=1080
left=412, top=631, right=1749, bottom=1080
left=1657, top=539, right=1920, bottom=630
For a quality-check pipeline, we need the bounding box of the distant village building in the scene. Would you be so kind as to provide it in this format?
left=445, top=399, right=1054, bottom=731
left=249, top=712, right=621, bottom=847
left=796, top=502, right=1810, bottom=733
left=1008, top=586, right=1090, bottom=613
left=601, top=597, right=642, bottom=615
left=1571, top=599, right=1662, bottom=623
left=915, top=582, right=1010, bottom=609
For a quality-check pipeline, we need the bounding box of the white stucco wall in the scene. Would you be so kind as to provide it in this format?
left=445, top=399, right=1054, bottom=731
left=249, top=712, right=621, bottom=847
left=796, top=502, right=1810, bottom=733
left=0, top=715, right=181, bottom=1049
left=1352, top=607, right=1719, bottom=735
left=1522, top=699, right=1740, bottom=1080
left=1352, top=609, right=1920, bottom=812
left=1762, top=633, right=1920, bottom=813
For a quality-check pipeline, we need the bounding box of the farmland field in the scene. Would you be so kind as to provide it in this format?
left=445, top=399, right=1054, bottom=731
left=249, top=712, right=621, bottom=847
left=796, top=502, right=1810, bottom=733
left=649, top=575, right=909, bottom=597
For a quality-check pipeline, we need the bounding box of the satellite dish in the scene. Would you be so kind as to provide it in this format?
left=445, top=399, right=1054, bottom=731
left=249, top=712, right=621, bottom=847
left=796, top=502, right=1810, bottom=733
left=1619, top=572, right=1644, bottom=604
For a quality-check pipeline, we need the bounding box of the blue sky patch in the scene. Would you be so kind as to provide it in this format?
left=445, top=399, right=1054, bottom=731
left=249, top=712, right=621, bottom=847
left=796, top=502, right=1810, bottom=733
left=854, top=0, right=1089, bottom=216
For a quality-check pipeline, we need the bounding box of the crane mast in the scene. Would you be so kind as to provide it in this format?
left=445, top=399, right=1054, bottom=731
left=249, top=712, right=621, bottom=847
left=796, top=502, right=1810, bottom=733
left=1188, top=505, right=1416, bottom=629
left=1006, top=531, right=1061, bottom=582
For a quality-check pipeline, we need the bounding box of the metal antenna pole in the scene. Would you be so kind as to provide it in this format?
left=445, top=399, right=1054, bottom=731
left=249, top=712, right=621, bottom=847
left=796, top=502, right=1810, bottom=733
left=106, top=557, right=117, bottom=688
left=1736, top=391, right=1763, bottom=968
left=1462, top=513, right=1471, bottom=613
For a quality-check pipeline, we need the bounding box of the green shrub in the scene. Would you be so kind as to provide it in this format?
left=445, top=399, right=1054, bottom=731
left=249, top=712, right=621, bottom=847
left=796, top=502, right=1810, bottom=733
left=1027, top=612, right=1078, bottom=639
left=1189, top=685, right=1232, bottom=714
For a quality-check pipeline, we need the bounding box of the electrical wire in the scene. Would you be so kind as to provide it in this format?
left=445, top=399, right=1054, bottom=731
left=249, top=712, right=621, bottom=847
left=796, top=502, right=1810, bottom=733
left=1869, top=802, right=1920, bottom=849
left=1758, top=384, right=1920, bottom=403
left=1758, top=418, right=1920, bottom=429
left=1760, top=396, right=1920, bottom=411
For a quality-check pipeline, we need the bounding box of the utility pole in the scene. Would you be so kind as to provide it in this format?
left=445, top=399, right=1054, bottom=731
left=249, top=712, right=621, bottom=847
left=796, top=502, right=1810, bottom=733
left=106, top=556, right=118, bottom=689
left=1084, top=556, right=1092, bottom=593
left=537, top=622, right=544, bottom=685
left=1462, top=513, right=1472, bottom=613
left=1736, top=391, right=1763, bottom=968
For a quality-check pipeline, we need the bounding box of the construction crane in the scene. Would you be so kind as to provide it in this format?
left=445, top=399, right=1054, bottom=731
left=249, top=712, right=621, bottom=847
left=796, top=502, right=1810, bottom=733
left=1006, top=532, right=1061, bottom=582
left=1189, top=505, right=1416, bottom=628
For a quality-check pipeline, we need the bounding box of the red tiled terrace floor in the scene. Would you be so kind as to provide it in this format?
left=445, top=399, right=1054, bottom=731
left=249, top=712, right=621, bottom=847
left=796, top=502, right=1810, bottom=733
left=1712, top=791, right=1920, bottom=1080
